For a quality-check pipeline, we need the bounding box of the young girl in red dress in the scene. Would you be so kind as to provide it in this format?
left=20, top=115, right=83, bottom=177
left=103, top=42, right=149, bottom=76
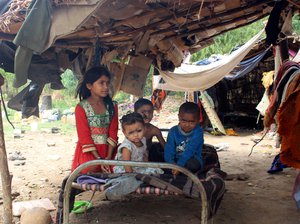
left=71, top=66, right=118, bottom=174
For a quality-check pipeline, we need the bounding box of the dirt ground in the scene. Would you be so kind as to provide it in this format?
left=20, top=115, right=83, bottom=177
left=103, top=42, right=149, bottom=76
left=1, top=97, right=300, bottom=224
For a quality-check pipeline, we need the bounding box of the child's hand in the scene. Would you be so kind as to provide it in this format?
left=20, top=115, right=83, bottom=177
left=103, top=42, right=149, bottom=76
left=172, top=169, right=180, bottom=176
left=105, top=155, right=112, bottom=160
left=101, top=165, right=111, bottom=173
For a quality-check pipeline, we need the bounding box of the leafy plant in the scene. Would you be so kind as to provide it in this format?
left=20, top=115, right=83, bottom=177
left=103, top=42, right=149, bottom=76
left=191, top=18, right=266, bottom=61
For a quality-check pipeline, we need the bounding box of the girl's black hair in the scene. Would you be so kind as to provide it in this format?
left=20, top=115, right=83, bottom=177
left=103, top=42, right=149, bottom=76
left=76, top=66, right=115, bottom=119
left=120, top=112, right=144, bottom=129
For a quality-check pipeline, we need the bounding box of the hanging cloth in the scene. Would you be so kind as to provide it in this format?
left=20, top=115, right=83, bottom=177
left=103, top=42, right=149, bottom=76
left=155, top=29, right=264, bottom=91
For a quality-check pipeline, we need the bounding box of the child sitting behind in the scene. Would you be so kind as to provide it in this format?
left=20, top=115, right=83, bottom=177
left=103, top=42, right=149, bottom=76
left=114, top=112, right=163, bottom=174
left=134, top=98, right=166, bottom=147
left=164, top=102, right=204, bottom=175
left=134, top=98, right=165, bottom=161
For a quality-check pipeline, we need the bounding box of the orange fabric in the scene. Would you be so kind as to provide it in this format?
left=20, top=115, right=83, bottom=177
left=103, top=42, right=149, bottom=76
left=264, top=61, right=300, bottom=128
left=277, top=74, right=300, bottom=169
left=71, top=104, right=118, bottom=173
left=151, top=89, right=167, bottom=111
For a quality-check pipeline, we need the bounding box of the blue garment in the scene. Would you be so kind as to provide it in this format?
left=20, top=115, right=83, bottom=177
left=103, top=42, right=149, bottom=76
left=164, top=124, right=204, bottom=167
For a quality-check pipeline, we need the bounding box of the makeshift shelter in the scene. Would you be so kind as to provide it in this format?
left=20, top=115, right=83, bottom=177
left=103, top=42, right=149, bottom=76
left=1, top=0, right=300, bottom=224
left=0, top=0, right=278, bottom=118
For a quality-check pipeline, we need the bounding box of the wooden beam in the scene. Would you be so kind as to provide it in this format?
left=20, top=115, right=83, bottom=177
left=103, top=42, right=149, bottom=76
left=52, top=0, right=272, bottom=47
left=99, top=2, right=212, bottom=41
left=287, top=0, right=300, bottom=9
left=165, top=10, right=268, bottom=40
left=279, top=35, right=289, bottom=62
left=94, top=0, right=272, bottom=46
left=150, top=0, right=272, bottom=36
left=0, top=77, right=13, bottom=224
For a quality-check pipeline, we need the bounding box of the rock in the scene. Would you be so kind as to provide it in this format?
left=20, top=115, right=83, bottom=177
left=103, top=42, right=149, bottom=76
left=40, top=178, right=49, bottom=182
left=51, top=127, right=60, bottom=134
left=29, top=184, right=37, bottom=188
left=13, top=129, right=23, bottom=138
left=14, top=161, right=26, bottom=166
left=237, top=173, right=250, bottom=181
left=47, top=142, right=56, bottom=147
left=225, top=173, right=250, bottom=181
left=20, top=207, right=52, bottom=224
left=12, top=191, right=20, bottom=199
left=8, top=151, right=26, bottom=161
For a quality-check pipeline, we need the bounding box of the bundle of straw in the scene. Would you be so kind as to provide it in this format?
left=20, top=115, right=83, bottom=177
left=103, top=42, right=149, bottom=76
left=0, top=0, right=31, bottom=32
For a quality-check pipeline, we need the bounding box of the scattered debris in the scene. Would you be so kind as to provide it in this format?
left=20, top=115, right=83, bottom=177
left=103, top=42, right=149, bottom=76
left=14, top=161, right=26, bottom=166
left=47, top=142, right=56, bottom=147
left=8, top=151, right=26, bottom=161
left=12, top=191, right=20, bottom=200
left=13, top=129, right=23, bottom=138
left=225, top=128, right=238, bottom=136
left=40, top=178, right=49, bottom=182
left=215, top=143, right=230, bottom=152
left=225, top=173, right=250, bottom=181
left=51, top=127, right=60, bottom=134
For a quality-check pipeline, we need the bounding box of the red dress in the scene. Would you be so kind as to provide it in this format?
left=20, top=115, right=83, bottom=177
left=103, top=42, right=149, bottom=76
left=71, top=100, right=118, bottom=173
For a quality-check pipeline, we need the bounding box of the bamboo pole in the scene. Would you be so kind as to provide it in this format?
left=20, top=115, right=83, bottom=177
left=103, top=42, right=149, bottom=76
left=0, top=76, right=13, bottom=224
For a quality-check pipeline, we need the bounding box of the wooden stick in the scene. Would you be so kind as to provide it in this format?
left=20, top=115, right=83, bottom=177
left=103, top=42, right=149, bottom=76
left=287, top=0, right=300, bottom=9
left=165, top=10, right=267, bottom=40
left=0, top=81, right=13, bottom=224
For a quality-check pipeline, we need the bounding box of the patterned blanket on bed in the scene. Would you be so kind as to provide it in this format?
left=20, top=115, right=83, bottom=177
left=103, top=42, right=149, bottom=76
left=56, top=144, right=226, bottom=223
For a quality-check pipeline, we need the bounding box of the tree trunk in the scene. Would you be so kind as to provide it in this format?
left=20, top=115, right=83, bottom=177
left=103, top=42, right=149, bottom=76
left=0, top=100, right=13, bottom=224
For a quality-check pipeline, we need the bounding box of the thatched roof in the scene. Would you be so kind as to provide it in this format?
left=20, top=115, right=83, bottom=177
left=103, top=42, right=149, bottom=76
left=0, top=0, right=275, bottom=56
left=0, top=0, right=297, bottom=90
left=0, top=0, right=298, bottom=117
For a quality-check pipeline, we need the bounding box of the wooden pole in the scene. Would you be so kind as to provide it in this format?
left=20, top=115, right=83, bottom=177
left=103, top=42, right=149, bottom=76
left=279, top=37, right=289, bottom=62
left=0, top=75, right=13, bottom=224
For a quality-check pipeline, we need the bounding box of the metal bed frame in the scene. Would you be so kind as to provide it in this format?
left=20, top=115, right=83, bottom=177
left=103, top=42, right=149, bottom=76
left=63, top=159, right=208, bottom=224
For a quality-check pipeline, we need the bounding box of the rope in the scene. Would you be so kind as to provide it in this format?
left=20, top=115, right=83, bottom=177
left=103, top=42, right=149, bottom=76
left=0, top=88, right=15, bottom=129
left=197, top=0, right=205, bottom=20
left=248, top=128, right=268, bottom=156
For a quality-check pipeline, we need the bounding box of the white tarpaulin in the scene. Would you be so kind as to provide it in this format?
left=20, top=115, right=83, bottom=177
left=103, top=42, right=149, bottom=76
left=155, top=29, right=264, bottom=91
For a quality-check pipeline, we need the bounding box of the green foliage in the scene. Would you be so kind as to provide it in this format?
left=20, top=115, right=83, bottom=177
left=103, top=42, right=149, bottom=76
left=3, top=116, right=76, bottom=136
left=61, top=69, right=78, bottom=97
left=0, top=68, right=19, bottom=100
left=114, top=91, right=131, bottom=103
left=191, top=19, right=266, bottom=62
left=52, top=97, right=77, bottom=110
left=42, top=69, right=79, bottom=99
left=191, top=14, right=300, bottom=62
left=44, top=70, right=78, bottom=109
left=292, top=14, right=300, bottom=35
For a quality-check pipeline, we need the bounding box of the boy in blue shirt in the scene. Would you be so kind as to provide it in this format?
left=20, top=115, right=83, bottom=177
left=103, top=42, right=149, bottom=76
left=164, top=102, right=204, bottom=175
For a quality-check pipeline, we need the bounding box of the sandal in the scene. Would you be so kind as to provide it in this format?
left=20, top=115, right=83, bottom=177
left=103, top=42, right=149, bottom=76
left=267, top=154, right=285, bottom=174
left=71, top=201, right=93, bottom=214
